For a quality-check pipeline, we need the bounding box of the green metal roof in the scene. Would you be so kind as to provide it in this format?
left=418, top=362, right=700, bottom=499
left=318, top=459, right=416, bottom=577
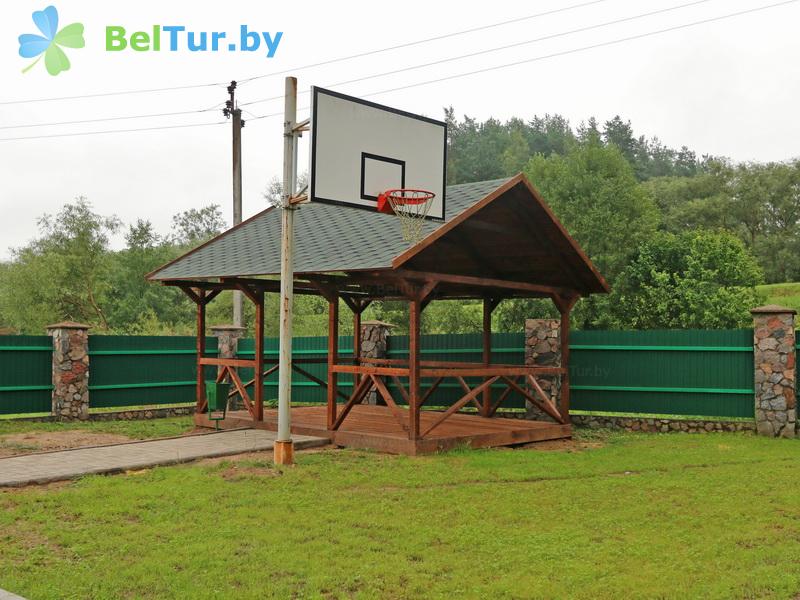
left=149, top=178, right=510, bottom=280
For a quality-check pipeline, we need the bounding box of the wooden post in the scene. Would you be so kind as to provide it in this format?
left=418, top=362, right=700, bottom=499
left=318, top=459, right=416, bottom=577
left=408, top=297, right=421, bottom=440
left=196, top=289, right=207, bottom=412
left=553, top=295, right=577, bottom=422
left=254, top=290, right=265, bottom=422
left=353, top=305, right=362, bottom=389
left=482, top=298, right=492, bottom=418
left=327, top=295, right=339, bottom=430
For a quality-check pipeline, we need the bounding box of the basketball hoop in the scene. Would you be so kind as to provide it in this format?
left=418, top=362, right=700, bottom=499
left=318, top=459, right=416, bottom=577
left=377, top=189, right=435, bottom=243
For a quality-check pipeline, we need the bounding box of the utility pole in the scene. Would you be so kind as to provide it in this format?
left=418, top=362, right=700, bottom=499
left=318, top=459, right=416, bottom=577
left=275, top=76, right=299, bottom=465
left=224, top=80, right=244, bottom=328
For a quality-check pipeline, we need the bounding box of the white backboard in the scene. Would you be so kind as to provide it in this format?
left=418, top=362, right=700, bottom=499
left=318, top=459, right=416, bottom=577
left=309, top=87, right=447, bottom=220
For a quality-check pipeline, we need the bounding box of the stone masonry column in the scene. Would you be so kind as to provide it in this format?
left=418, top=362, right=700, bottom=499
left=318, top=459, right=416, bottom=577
left=46, top=321, right=91, bottom=421
left=360, top=320, right=394, bottom=405
left=752, top=305, right=796, bottom=438
left=524, top=318, right=561, bottom=421
left=211, top=325, right=246, bottom=409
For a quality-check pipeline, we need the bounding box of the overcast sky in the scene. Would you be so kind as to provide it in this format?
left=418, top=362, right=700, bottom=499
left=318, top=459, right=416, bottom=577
left=1, top=0, right=798, bottom=259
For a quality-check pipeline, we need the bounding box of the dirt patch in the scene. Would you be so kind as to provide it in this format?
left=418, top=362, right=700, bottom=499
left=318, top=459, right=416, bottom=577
left=517, top=438, right=604, bottom=452
left=0, top=431, right=132, bottom=457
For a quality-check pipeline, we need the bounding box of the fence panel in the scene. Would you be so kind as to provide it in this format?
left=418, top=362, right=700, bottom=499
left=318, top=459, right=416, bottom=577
left=570, top=329, right=754, bottom=418
left=0, top=335, right=52, bottom=415
left=88, top=336, right=218, bottom=408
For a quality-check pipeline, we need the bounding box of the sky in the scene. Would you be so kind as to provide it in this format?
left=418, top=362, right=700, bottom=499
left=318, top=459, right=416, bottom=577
left=0, top=0, right=798, bottom=259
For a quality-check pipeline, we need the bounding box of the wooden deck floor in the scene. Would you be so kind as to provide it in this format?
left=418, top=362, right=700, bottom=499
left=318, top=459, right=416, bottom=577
left=195, top=405, right=571, bottom=455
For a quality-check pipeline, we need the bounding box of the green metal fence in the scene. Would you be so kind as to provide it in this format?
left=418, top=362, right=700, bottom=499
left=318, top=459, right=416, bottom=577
left=0, top=330, right=757, bottom=418
left=88, top=336, right=218, bottom=408
left=570, top=329, right=755, bottom=418
left=0, top=335, right=52, bottom=415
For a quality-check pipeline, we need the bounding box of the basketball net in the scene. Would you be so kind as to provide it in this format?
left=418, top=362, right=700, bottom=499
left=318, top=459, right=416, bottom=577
left=377, top=189, right=435, bottom=244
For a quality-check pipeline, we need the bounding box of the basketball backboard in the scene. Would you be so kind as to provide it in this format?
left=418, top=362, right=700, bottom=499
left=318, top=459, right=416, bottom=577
left=309, top=87, right=447, bottom=220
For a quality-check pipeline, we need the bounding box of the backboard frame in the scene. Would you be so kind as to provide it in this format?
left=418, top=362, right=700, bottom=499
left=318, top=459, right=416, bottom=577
left=309, top=86, right=447, bottom=220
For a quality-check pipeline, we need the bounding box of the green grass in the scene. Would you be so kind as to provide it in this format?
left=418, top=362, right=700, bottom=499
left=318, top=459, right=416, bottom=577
left=0, top=416, right=194, bottom=439
left=2, top=431, right=800, bottom=598
left=757, top=282, right=800, bottom=312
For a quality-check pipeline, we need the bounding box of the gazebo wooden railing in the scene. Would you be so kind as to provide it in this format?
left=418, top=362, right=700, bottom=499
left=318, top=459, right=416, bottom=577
left=329, top=359, right=568, bottom=439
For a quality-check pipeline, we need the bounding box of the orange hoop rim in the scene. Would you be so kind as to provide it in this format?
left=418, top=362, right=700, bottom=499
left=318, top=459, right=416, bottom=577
left=381, top=188, right=435, bottom=205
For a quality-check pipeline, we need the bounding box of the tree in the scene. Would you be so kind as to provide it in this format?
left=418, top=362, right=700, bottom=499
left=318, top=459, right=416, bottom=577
left=525, top=137, right=660, bottom=281
left=608, top=230, right=763, bottom=329
left=263, top=172, right=309, bottom=207
left=0, top=198, right=120, bottom=332
left=170, top=205, right=226, bottom=246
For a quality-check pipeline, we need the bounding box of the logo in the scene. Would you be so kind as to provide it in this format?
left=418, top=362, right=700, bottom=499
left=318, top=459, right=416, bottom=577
left=18, top=6, right=85, bottom=76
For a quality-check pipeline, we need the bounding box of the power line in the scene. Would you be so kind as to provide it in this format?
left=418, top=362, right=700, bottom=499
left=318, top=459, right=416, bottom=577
left=236, top=0, right=614, bottom=85
left=249, top=0, right=798, bottom=119
left=0, top=81, right=226, bottom=106
left=0, top=120, right=226, bottom=142
left=240, top=0, right=716, bottom=107
left=0, top=0, right=610, bottom=107
left=0, top=107, right=220, bottom=130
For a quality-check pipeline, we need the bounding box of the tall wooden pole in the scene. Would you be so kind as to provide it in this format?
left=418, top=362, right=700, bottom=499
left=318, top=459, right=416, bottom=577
left=228, top=81, right=244, bottom=329
left=276, top=76, right=297, bottom=464
left=481, top=298, right=492, bottom=417
left=195, top=289, right=206, bottom=412
left=408, top=297, right=421, bottom=440
left=327, top=296, right=339, bottom=430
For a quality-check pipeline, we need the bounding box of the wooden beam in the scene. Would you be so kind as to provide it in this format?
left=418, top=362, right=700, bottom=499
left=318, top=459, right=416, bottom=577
left=421, top=376, right=499, bottom=438
left=331, top=375, right=374, bottom=430
left=419, top=377, right=444, bottom=408
left=393, top=269, right=573, bottom=298
left=291, top=363, right=349, bottom=402
left=228, top=366, right=254, bottom=416
left=553, top=293, right=579, bottom=423
left=502, top=375, right=565, bottom=424
left=195, top=289, right=206, bottom=413
left=327, top=294, right=339, bottom=430
left=253, top=290, right=265, bottom=421
left=421, top=366, right=565, bottom=377
left=489, top=376, right=519, bottom=417
left=481, top=297, right=494, bottom=417
left=456, top=376, right=484, bottom=411
left=370, top=375, right=408, bottom=431
left=181, top=286, right=202, bottom=305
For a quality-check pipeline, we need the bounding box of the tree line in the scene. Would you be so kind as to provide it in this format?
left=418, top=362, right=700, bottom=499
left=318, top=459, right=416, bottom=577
left=2, top=110, right=794, bottom=335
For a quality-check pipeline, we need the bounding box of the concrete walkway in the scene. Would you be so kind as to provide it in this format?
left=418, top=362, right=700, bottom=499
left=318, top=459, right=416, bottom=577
left=0, top=429, right=328, bottom=487
left=0, top=588, right=26, bottom=600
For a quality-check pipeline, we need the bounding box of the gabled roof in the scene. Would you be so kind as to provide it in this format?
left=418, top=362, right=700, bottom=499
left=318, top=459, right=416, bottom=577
left=148, top=174, right=609, bottom=297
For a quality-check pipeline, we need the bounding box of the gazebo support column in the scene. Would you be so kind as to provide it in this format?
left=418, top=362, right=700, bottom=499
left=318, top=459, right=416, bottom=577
left=254, top=290, right=265, bottom=422
left=327, top=294, right=339, bottom=430
left=408, top=297, right=422, bottom=440
left=482, top=297, right=502, bottom=417
left=196, top=290, right=206, bottom=412
left=552, top=294, right=578, bottom=422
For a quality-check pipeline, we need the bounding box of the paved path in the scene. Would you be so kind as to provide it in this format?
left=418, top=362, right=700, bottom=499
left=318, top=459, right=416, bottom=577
left=0, top=588, right=26, bottom=599
left=0, top=429, right=328, bottom=487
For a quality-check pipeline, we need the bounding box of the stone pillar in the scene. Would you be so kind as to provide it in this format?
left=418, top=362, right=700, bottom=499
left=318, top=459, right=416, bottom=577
left=46, top=322, right=91, bottom=421
left=752, top=305, right=796, bottom=438
left=524, top=318, right=561, bottom=421
left=360, top=320, right=394, bottom=405
left=211, top=325, right=246, bottom=409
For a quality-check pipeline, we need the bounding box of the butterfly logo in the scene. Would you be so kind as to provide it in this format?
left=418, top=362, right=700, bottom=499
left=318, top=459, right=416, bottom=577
left=18, top=6, right=85, bottom=76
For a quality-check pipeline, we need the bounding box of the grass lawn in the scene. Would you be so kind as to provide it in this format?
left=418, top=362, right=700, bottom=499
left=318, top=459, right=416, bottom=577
left=757, top=282, right=800, bottom=312
left=0, top=416, right=194, bottom=439
left=2, top=431, right=800, bottom=599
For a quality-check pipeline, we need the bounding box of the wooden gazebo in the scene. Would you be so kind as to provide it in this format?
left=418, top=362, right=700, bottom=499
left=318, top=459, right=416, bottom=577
left=148, top=173, right=608, bottom=454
